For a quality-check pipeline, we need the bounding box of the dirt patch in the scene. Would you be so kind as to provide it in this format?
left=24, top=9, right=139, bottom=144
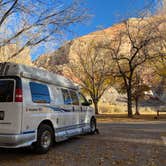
left=0, top=116, right=165, bottom=166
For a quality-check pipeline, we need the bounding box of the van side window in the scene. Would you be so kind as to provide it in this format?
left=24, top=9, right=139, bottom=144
left=61, top=89, right=72, bottom=105
left=30, top=82, right=50, bottom=103
left=70, top=90, right=79, bottom=105
left=79, top=93, right=88, bottom=106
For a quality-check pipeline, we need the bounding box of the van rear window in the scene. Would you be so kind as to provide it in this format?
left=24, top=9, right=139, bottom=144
left=0, top=80, right=14, bottom=102
left=30, top=82, right=50, bottom=103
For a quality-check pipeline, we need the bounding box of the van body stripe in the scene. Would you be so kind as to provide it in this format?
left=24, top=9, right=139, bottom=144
left=22, top=130, right=35, bottom=134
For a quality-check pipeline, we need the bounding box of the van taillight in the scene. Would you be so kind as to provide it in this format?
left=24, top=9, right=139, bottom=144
left=15, top=88, right=23, bottom=102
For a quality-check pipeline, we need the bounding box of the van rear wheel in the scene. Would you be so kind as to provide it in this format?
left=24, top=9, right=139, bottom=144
left=34, top=124, right=54, bottom=154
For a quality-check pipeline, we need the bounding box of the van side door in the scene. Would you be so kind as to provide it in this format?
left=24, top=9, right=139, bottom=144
left=78, top=93, right=89, bottom=124
left=61, top=89, right=74, bottom=127
left=69, top=90, right=80, bottom=125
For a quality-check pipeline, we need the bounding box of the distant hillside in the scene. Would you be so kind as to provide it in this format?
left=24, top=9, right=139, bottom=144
left=34, top=18, right=166, bottom=105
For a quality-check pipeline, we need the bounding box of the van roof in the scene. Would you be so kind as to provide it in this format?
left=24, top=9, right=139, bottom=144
left=0, top=62, right=78, bottom=90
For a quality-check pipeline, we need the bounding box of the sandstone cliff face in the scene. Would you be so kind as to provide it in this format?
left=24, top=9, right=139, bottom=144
left=34, top=17, right=154, bottom=71
left=34, top=22, right=126, bottom=73
left=34, top=41, right=72, bottom=74
left=0, top=44, right=32, bottom=66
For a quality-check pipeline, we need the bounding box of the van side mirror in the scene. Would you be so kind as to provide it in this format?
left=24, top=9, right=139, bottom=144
left=88, top=99, right=92, bottom=105
left=81, top=99, right=92, bottom=106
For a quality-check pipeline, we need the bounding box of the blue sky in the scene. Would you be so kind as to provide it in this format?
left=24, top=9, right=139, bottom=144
left=32, top=0, right=156, bottom=60
left=69, top=0, right=154, bottom=38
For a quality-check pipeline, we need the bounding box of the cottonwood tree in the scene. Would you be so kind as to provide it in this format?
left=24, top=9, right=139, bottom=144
left=132, top=71, right=150, bottom=115
left=68, top=40, right=115, bottom=114
left=0, top=0, right=88, bottom=61
left=155, top=58, right=166, bottom=78
left=103, top=16, right=166, bottom=117
left=116, top=69, right=150, bottom=115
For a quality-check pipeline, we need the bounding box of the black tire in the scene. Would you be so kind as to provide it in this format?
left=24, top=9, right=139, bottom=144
left=34, top=124, right=54, bottom=154
left=90, top=117, right=96, bottom=134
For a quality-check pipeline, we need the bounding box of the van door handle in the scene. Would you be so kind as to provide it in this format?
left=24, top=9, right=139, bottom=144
left=56, top=118, right=59, bottom=124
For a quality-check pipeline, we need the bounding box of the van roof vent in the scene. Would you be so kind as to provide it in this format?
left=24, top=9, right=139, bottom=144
left=0, top=62, right=78, bottom=90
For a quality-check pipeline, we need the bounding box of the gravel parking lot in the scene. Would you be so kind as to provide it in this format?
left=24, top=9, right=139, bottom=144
left=0, top=116, right=165, bottom=166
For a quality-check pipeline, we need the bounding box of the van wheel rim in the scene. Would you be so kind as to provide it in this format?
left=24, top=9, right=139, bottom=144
left=41, top=130, right=51, bottom=148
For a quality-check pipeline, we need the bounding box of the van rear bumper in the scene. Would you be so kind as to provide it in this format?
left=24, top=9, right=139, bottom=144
left=0, top=132, right=36, bottom=148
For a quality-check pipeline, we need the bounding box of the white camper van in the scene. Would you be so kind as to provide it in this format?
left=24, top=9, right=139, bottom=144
left=0, top=62, right=96, bottom=153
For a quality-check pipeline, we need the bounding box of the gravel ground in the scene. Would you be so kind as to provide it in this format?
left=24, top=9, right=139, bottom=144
left=0, top=116, right=165, bottom=166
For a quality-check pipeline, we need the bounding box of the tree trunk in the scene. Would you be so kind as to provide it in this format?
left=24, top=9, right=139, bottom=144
left=93, top=100, right=99, bottom=114
left=135, top=97, right=140, bottom=115
left=127, top=87, right=133, bottom=118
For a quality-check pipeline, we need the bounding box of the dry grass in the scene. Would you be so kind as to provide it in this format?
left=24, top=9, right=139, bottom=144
left=97, top=102, right=166, bottom=122
left=98, top=102, right=160, bottom=115
left=99, top=103, right=127, bottom=114
left=96, top=114, right=166, bottom=123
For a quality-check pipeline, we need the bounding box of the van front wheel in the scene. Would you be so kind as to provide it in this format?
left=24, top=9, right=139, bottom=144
left=90, top=117, right=96, bottom=134
left=34, top=124, right=54, bottom=154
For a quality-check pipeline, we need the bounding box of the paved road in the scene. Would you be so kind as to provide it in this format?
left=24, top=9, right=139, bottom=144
left=0, top=120, right=165, bottom=166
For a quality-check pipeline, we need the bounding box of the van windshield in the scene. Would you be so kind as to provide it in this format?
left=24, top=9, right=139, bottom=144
left=0, top=80, right=14, bottom=102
